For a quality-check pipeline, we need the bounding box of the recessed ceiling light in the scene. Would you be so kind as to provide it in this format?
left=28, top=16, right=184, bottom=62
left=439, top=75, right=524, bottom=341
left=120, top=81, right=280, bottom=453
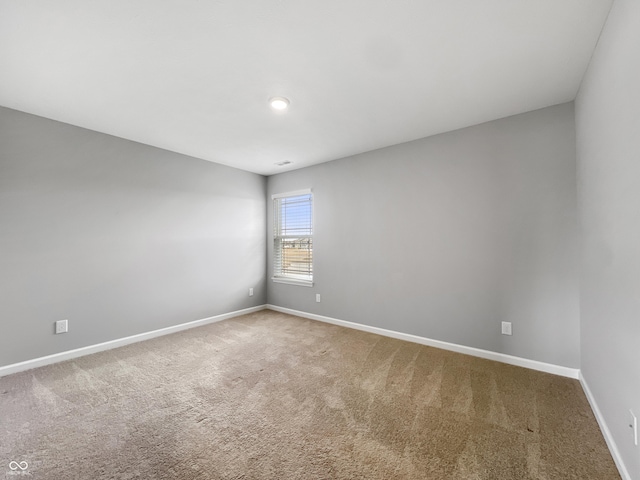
left=269, top=96, right=290, bottom=111
left=275, top=160, right=292, bottom=167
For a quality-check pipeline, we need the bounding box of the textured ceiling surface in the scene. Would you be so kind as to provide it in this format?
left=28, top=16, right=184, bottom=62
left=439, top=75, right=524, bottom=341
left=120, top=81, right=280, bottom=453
left=0, top=0, right=612, bottom=175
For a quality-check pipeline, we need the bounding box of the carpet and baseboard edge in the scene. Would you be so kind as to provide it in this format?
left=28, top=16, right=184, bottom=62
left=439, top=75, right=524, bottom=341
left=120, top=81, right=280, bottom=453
left=2, top=303, right=581, bottom=379
left=267, top=305, right=580, bottom=379
left=0, top=304, right=268, bottom=377
left=579, top=373, right=632, bottom=480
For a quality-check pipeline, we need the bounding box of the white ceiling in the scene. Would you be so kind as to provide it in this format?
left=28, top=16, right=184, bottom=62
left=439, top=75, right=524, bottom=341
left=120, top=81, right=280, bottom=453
left=0, top=0, right=612, bottom=176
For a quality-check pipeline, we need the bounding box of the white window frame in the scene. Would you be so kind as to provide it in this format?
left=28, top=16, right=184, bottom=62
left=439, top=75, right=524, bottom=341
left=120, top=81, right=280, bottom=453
left=272, top=189, right=313, bottom=287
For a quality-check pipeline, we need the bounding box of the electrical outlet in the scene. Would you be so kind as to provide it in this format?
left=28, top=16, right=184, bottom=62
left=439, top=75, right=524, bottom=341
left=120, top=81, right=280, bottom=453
left=316, top=294, right=321, bottom=303
left=55, top=319, right=68, bottom=334
left=501, top=321, right=512, bottom=335
left=630, top=410, right=638, bottom=446
left=249, top=288, right=254, bottom=297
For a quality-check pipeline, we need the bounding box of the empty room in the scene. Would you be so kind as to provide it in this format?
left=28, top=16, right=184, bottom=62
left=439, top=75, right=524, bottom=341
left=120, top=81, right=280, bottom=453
left=1, top=0, right=639, bottom=479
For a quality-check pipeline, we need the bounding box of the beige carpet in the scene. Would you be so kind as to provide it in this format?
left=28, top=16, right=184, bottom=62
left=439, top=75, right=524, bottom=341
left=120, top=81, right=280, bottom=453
left=0, top=310, right=620, bottom=479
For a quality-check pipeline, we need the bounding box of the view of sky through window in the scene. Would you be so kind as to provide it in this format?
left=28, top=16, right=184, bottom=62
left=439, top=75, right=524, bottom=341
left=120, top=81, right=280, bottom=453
left=279, top=194, right=312, bottom=236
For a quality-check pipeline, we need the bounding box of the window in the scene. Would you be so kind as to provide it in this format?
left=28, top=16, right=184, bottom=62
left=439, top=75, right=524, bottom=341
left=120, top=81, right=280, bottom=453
left=272, top=190, right=313, bottom=286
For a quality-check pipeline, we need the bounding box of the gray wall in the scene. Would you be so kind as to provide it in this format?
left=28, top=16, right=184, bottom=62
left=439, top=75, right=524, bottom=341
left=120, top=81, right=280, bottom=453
left=576, top=0, right=640, bottom=476
left=0, top=107, right=267, bottom=367
left=267, top=103, right=579, bottom=368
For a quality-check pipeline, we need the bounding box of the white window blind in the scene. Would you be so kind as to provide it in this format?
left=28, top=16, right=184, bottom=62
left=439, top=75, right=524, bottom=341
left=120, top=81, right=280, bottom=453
left=273, top=190, right=313, bottom=286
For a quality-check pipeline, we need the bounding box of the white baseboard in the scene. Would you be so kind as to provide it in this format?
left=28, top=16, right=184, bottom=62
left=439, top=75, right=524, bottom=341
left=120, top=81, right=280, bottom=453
left=266, top=305, right=580, bottom=379
left=0, top=305, right=268, bottom=378
left=579, top=372, right=631, bottom=480
left=1, top=303, right=580, bottom=381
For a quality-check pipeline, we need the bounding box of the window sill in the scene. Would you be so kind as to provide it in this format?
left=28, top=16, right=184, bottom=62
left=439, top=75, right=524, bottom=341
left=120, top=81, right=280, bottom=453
left=271, top=276, right=314, bottom=287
